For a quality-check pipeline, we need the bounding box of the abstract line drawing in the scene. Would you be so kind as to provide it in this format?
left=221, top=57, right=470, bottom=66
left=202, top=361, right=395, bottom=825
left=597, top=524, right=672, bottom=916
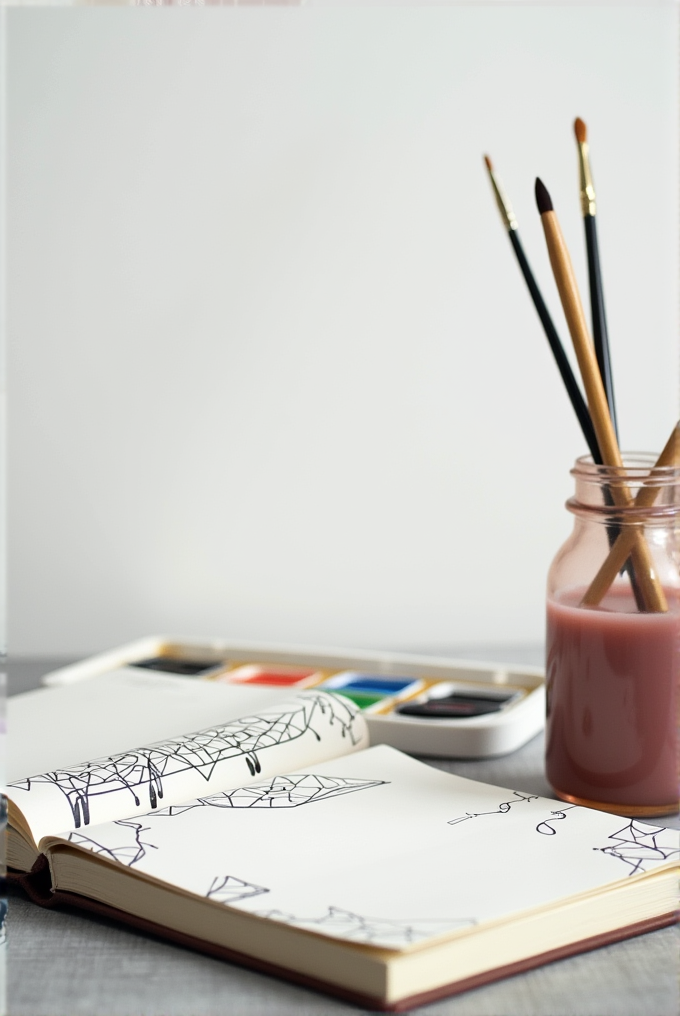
left=448, top=791, right=538, bottom=827
left=154, top=774, right=387, bottom=816
left=68, top=819, right=157, bottom=867
left=253, top=906, right=475, bottom=946
left=9, top=692, right=361, bottom=828
left=536, top=806, right=576, bottom=836
left=206, top=875, right=270, bottom=904
left=592, top=821, right=680, bottom=876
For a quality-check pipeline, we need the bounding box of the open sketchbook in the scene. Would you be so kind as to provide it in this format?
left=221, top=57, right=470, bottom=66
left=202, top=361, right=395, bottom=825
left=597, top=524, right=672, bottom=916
left=7, top=690, right=679, bottom=1011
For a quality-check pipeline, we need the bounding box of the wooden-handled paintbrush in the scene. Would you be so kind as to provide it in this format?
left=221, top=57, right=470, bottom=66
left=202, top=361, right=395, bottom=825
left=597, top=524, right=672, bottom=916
left=581, top=421, right=680, bottom=607
left=574, top=118, right=618, bottom=437
left=535, top=177, right=667, bottom=613
left=484, top=156, right=645, bottom=606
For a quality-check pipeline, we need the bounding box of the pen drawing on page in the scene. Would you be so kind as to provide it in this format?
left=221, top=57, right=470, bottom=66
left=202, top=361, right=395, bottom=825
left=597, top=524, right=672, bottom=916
left=10, top=692, right=363, bottom=828
left=68, top=819, right=158, bottom=867
left=154, top=774, right=387, bottom=816
left=535, top=806, right=576, bottom=835
left=592, top=820, right=680, bottom=876
left=66, top=773, right=386, bottom=867
left=252, top=906, right=476, bottom=947
left=447, top=791, right=538, bottom=827
left=206, top=875, right=270, bottom=904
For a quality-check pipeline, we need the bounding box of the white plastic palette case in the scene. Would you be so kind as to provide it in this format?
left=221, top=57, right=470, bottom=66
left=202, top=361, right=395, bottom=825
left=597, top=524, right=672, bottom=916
left=41, top=638, right=545, bottom=759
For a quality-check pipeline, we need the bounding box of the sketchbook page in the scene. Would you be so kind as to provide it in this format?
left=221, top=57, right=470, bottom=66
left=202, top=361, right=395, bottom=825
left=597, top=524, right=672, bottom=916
left=50, top=745, right=680, bottom=951
left=8, top=691, right=368, bottom=846
left=7, top=669, right=293, bottom=783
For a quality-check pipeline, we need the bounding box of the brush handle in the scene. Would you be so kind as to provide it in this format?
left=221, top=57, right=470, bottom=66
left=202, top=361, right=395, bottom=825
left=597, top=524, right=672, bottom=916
left=542, top=212, right=620, bottom=463
left=582, top=423, right=680, bottom=606
left=583, top=217, right=642, bottom=604
left=508, top=230, right=644, bottom=607
left=540, top=209, right=667, bottom=612
left=509, top=231, right=598, bottom=458
left=584, top=215, right=618, bottom=438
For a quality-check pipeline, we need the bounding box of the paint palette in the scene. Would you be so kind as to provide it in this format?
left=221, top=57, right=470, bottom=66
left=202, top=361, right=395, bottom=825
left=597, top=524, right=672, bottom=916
left=41, top=637, right=546, bottom=758
left=224, top=664, right=322, bottom=687
left=317, top=672, right=425, bottom=712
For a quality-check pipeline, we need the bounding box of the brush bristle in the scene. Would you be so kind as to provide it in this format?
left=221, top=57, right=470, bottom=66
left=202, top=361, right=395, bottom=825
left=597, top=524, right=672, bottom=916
left=574, top=117, right=587, bottom=144
left=483, top=154, right=493, bottom=172
left=535, top=178, right=553, bottom=215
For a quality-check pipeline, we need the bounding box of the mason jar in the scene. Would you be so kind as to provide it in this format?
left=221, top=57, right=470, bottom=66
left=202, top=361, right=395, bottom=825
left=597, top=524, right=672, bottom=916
left=545, top=451, right=680, bottom=817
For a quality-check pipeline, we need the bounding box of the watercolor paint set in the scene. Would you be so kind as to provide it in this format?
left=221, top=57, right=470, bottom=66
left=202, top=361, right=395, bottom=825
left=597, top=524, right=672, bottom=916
left=42, top=637, right=545, bottom=758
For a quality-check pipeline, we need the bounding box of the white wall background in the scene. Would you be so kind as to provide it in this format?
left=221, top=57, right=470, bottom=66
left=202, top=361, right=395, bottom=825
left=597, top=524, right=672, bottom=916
left=5, top=3, right=678, bottom=657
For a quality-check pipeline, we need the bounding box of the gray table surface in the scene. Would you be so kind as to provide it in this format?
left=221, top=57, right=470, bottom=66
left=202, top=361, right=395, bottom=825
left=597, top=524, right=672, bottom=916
left=7, top=646, right=680, bottom=1016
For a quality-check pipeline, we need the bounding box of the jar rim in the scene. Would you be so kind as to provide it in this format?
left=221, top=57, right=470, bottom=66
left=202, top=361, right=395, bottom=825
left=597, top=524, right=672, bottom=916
left=571, top=452, right=680, bottom=485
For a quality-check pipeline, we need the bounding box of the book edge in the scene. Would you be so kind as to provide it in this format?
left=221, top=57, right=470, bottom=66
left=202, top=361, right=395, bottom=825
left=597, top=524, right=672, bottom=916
left=9, top=859, right=679, bottom=1011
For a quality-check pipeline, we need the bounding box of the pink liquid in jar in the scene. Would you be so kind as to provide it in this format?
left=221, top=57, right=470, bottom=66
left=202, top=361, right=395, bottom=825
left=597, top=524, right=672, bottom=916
left=546, top=585, right=680, bottom=815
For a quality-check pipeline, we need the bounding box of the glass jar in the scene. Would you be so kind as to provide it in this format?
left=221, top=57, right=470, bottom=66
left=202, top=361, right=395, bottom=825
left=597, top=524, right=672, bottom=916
left=546, top=452, right=680, bottom=817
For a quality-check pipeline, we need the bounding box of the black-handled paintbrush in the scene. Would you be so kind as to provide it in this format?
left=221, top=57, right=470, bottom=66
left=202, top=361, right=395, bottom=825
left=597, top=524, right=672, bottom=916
left=574, top=118, right=618, bottom=439
left=483, top=155, right=599, bottom=459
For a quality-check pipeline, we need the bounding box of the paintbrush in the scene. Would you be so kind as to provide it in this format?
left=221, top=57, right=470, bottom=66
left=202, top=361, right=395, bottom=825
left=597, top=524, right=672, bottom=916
left=483, top=155, right=598, bottom=459
left=483, top=154, right=645, bottom=603
left=574, top=118, right=618, bottom=437
left=581, top=421, right=680, bottom=607
left=535, top=177, right=667, bottom=613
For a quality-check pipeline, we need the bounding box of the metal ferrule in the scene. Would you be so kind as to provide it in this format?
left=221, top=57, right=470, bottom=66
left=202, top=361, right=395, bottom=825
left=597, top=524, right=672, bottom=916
left=488, top=170, right=519, bottom=231
left=577, top=142, right=597, bottom=217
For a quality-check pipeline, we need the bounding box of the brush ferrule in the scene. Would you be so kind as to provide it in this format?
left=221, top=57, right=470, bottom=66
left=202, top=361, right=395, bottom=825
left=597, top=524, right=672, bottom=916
left=577, top=142, right=597, bottom=217
left=488, top=171, right=518, bottom=231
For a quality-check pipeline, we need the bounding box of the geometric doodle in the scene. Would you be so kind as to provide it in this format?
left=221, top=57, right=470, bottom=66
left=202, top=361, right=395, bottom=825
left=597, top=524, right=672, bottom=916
left=9, top=692, right=362, bottom=828
left=592, top=820, right=680, bottom=876
left=61, top=774, right=385, bottom=869
left=253, top=905, right=475, bottom=946
left=67, top=819, right=158, bottom=867
left=154, top=774, right=387, bottom=816
left=206, top=875, right=270, bottom=904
